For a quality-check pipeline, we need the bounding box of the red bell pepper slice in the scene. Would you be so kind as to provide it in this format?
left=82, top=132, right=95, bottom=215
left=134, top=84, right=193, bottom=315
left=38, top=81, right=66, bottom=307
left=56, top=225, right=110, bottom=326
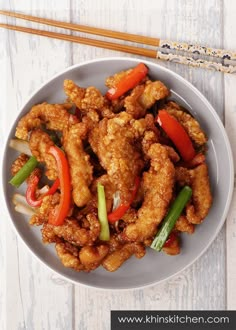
left=43, top=178, right=60, bottom=196
left=26, top=173, right=42, bottom=207
left=26, top=175, right=60, bottom=208
left=108, top=177, right=140, bottom=223
left=157, top=110, right=196, bottom=162
left=106, top=63, right=148, bottom=100
left=48, top=146, right=71, bottom=226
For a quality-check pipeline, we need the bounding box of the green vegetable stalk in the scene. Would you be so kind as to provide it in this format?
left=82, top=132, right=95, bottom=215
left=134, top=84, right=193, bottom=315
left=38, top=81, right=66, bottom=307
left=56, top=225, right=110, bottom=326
left=97, top=182, right=110, bottom=241
left=9, top=156, right=38, bottom=188
left=151, top=186, right=192, bottom=251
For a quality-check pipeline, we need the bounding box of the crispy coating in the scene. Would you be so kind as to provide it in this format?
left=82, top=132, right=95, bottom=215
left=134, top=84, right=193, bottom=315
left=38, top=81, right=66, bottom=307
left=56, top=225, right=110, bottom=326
left=15, top=102, right=77, bottom=140
left=79, top=245, right=109, bottom=271
left=55, top=242, right=108, bottom=272
left=105, top=68, right=132, bottom=88
left=63, top=122, right=93, bottom=207
left=175, top=216, right=195, bottom=234
left=64, top=80, right=115, bottom=119
left=124, top=80, right=169, bottom=119
left=44, top=215, right=100, bottom=246
left=186, top=163, right=212, bottom=224
left=89, top=112, right=144, bottom=203
left=64, top=79, right=86, bottom=108
left=164, top=101, right=207, bottom=146
left=29, top=129, right=58, bottom=180
left=11, top=153, right=29, bottom=176
left=121, top=143, right=175, bottom=242
left=176, top=164, right=212, bottom=224
left=55, top=242, right=85, bottom=271
left=102, top=242, right=145, bottom=272
left=30, top=193, right=60, bottom=226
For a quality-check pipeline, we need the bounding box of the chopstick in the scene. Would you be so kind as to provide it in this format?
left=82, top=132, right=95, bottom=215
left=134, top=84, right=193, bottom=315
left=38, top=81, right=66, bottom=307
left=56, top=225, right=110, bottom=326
left=1, top=10, right=236, bottom=74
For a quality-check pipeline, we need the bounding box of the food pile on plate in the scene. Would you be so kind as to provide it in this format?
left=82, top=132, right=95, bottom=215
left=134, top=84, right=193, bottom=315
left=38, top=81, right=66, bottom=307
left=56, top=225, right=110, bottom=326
left=9, top=63, right=212, bottom=272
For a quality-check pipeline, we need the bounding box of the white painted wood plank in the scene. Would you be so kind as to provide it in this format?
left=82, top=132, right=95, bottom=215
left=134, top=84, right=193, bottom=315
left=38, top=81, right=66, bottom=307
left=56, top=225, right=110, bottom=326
left=224, top=0, right=236, bottom=310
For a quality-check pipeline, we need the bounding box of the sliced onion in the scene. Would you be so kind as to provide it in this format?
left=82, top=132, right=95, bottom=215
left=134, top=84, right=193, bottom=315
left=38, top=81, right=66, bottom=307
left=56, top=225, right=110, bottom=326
left=9, top=139, right=32, bottom=156
left=112, top=191, right=121, bottom=211
left=12, top=193, right=35, bottom=216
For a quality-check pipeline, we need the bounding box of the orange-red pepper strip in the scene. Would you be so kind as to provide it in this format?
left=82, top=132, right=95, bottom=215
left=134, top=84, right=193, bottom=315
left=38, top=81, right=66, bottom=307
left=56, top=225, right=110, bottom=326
left=43, top=178, right=60, bottom=197
left=48, top=146, right=71, bottom=226
left=157, top=110, right=196, bottom=162
left=108, top=177, right=140, bottom=223
left=26, top=176, right=60, bottom=207
left=106, top=63, right=148, bottom=100
left=26, top=174, right=42, bottom=207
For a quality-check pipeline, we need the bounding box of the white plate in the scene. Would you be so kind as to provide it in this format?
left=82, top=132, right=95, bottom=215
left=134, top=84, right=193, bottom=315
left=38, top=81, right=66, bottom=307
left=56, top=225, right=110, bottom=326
left=2, top=57, right=234, bottom=290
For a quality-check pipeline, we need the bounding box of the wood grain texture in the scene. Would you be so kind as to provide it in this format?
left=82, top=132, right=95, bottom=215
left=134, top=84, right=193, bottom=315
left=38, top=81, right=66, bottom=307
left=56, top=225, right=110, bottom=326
left=0, top=0, right=235, bottom=329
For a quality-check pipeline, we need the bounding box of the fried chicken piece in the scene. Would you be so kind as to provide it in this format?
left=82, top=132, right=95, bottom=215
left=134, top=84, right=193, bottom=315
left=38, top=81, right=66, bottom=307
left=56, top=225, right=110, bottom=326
left=175, top=164, right=212, bottom=224
left=164, top=101, right=207, bottom=146
left=44, top=214, right=100, bottom=246
left=41, top=222, right=61, bottom=243
left=29, top=129, right=58, bottom=180
left=89, top=112, right=144, bottom=203
left=102, top=242, right=145, bottom=272
left=121, top=143, right=175, bottom=242
left=162, top=235, right=180, bottom=255
left=91, top=175, right=117, bottom=213
left=55, top=242, right=85, bottom=272
left=79, top=245, right=109, bottom=271
left=186, top=163, right=212, bottom=224
left=175, top=215, right=195, bottom=234
left=56, top=241, right=108, bottom=272
left=11, top=153, right=29, bottom=176
left=64, top=80, right=115, bottom=119
left=64, top=79, right=86, bottom=109
left=124, top=80, right=169, bottom=119
left=30, top=193, right=60, bottom=226
left=15, top=102, right=77, bottom=140
left=63, top=122, right=93, bottom=207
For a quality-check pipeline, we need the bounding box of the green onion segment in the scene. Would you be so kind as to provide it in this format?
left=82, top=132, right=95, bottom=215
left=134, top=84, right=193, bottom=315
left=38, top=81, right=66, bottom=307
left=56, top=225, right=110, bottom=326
left=97, top=182, right=110, bottom=241
left=9, top=156, right=38, bottom=188
left=151, top=186, right=192, bottom=252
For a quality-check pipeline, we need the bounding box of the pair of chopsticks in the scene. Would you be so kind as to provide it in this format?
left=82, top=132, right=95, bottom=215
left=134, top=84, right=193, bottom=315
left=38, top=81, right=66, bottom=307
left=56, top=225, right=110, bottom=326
left=0, top=10, right=236, bottom=74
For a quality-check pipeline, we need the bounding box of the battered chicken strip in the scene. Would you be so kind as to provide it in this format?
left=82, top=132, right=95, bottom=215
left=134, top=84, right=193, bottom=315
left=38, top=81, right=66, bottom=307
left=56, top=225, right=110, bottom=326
left=175, top=164, right=212, bottom=224
left=186, top=163, right=212, bottom=224
left=44, top=215, right=100, bottom=246
left=15, top=102, right=77, bottom=140
left=164, top=101, right=207, bottom=146
left=124, top=80, right=169, bottom=119
left=64, top=80, right=114, bottom=119
left=102, top=242, right=145, bottom=272
left=89, top=112, right=144, bottom=203
left=29, top=129, right=58, bottom=180
left=121, top=143, right=175, bottom=242
left=63, top=122, right=93, bottom=207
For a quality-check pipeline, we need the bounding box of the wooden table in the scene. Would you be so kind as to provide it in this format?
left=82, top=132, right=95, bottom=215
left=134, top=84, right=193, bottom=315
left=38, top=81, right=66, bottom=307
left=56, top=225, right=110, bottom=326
left=1, top=1, right=236, bottom=329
